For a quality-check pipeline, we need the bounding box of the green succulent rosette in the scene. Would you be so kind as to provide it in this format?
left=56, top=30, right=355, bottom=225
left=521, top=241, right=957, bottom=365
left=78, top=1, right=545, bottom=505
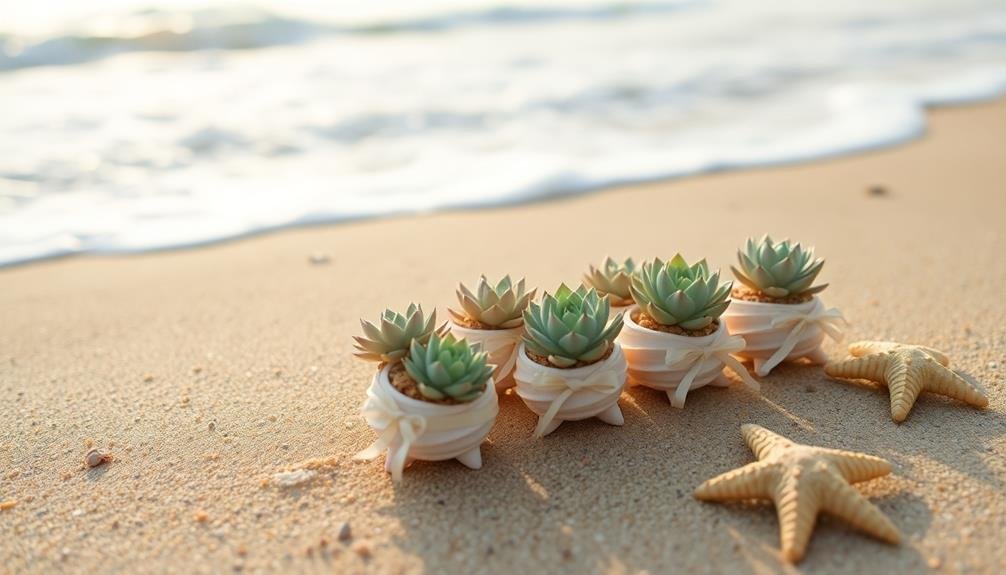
left=629, top=254, right=732, bottom=330
left=583, top=257, right=636, bottom=307
left=353, top=303, right=447, bottom=363
left=450, top=275, right=535, bottom=329
left=731, top=235, right=827, bottom=298
left=522, top=284, right=623, bottom=368
left=403, top=333, right=493, bottom=402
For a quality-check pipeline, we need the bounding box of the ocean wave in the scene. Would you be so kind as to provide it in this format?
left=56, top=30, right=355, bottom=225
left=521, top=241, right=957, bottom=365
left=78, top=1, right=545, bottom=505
left=3, top=72, right=1006, bottom=268
left=0, top=11, right=321, bottom=70
left=0, top=1, right=700, bottom=71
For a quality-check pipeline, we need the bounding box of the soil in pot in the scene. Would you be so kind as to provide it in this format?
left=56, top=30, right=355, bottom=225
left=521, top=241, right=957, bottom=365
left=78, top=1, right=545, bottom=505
left=452, top=315, right=511, bottom=330
left=525, top=346, right=614, bottom=369
left=388, top=362, right=468, bottom=406
left=633, top=309, right=719, bottom=337
left=731, top=286, right=814, bottom=304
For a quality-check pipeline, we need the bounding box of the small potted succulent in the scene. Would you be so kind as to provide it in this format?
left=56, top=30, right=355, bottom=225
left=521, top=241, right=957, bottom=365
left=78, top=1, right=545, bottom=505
left=512, top=284, right=627, bottom=437
left=449, top=275, right=535, bottom=390
left=619, top=255, right=760, bottom=408
left=352, top=303, right=447, bottom=364
left=353, top=305, right=498, bottom=482
left=583, top=257, right=636, bottom=319
left=722, top=235, right=846, bottom=376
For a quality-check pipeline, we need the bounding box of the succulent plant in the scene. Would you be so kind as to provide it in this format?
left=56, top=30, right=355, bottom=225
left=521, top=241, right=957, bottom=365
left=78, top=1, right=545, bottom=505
left=353, top=304, right=447, bottom=363
left=583, top=257, right=636, bottom=306
left=629, top=255, right=731, bottom=330
left=522, top=284, right=623, bottom=368
left=403, top=333, right=493, bottom=402
left=731, top=235, right=827, bottom=298
left=450, top=275, right=535, bottom=329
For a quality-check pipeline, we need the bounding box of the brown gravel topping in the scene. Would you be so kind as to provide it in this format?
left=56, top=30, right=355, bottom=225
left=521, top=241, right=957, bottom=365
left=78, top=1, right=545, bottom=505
left=633, top=310, right=719, bottom=337
left=452, top=315, right=515, bottom=330
left=731, top=286, right=815, bottom=304
left=525, top=345, right=613, bottom=369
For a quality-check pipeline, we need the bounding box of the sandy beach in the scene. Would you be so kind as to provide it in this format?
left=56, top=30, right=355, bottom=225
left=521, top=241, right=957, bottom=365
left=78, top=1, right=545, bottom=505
left=2, top=99, right=1005, bottom=574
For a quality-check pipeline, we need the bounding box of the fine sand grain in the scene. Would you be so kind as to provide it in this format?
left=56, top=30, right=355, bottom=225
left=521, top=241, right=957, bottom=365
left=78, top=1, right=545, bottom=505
left=2, top=100, right=1005, bottom=574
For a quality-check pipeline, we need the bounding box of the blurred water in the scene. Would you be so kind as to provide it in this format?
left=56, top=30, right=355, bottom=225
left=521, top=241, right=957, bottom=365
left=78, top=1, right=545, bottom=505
left=2, top=0, right=1006, bottom=265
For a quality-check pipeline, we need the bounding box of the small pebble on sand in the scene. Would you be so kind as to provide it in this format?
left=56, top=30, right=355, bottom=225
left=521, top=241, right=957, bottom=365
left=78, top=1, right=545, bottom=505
left=0, top=500, right=16, bottom=511
left=143, top=373, right=154, bottom=382
left=308, top=252, right=331, bottom=265
left=337, top=522, right=352, bottom=542
left=271, top=469, right=317, bottom=488
left=352, top=541, right=371, bottom=558
left=194, top=510, right=209, bottom=523
left=867, top=184, right=889, bottom=197
left=85, top=449, right=110, bottom=468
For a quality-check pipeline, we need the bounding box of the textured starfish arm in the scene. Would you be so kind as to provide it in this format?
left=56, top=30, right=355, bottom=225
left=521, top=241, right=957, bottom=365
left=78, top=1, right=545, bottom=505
left=848, top=341, right=900, bottom=357
left=819, top=449, right=892, bottom=483
left=773, top=473, right=821, bottom=563
left=694, top=461, right=776, bottom=501
left=824, top=354, right=888, bottom=382
left=919, top=346, right=950, bottom=366
left=848, top=341, right=948, bottom=365
left=820, top=472, right=901, bottom=545
left=741, top=424, right=793, bottom=460
left=886, top=359, right=924, bottom=423
left=924, top=359, right=989, bottom=408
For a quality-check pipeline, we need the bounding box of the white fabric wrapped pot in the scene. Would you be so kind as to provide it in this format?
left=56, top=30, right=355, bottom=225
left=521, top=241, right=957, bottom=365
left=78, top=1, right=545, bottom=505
left=620, top=306, right=759, bottom=408
left=722, top=296, right=845, bottom=377
left=355, top=364, right=499, bottom=482
left=513, top=343, right=627, bottom=438
left=449, top=320, right=523, bottom=391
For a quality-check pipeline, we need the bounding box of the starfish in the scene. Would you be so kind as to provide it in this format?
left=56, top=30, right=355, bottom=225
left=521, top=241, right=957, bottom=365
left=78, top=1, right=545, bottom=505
left=825, top=341, right=988, bottom=423
left=694, top=424, right=900, bottom=563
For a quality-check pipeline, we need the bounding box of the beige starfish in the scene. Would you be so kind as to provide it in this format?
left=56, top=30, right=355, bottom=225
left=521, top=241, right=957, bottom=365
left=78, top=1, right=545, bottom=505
left=694, top=424, right=900, bottom=563
left=825, top=341, right=988, bottom=423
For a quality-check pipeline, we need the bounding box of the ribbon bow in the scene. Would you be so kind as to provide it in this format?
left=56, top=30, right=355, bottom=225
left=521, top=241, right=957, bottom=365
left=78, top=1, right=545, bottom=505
left=354, top=386, right=427, bottom=483
left=663, top=329, right=760, bottom=408
left=529, top=369, right=620, bottom=438
left=354, top=381, right=498, bottom=482
left=759, top=305, right=846, bottom=376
